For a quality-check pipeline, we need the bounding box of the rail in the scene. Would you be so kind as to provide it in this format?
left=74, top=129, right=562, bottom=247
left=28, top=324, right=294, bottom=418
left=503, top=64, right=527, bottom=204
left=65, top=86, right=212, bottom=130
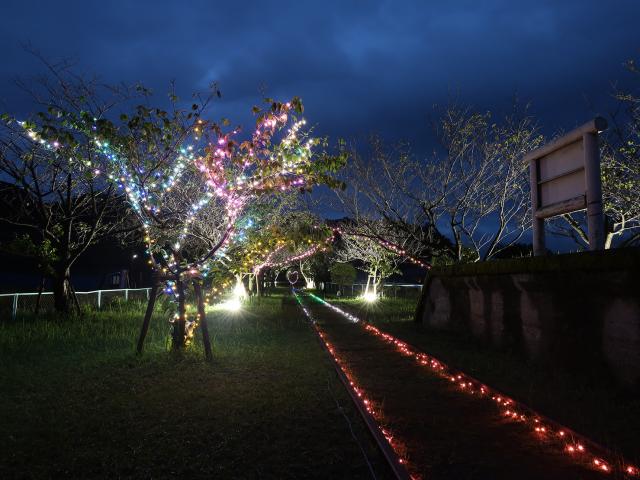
left=0, top=287, right=153, bottom=320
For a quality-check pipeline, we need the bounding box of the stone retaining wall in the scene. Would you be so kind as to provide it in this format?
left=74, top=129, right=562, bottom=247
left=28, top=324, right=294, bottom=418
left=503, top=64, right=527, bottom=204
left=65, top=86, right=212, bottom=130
left=416, top=248, right=640, bottom=388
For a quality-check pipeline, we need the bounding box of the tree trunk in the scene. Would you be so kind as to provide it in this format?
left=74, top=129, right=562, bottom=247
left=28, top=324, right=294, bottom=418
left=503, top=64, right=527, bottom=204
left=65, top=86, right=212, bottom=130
left=299, top=261, right=314, bottom=289
left=373, top=269, right=382, bottom=297
left=193, top=280, right=213, bottom=361
left=248, top=274, right=255, bottom=296
left=35, top=276, right=46, bottom=314
left=172, top=275, right=187, bottom=351
left=137, top=283, right=159, bottom=354
left=52, top=266, right=72, bottom=313
left=605, top=231, right=615, bottom=250
left=256, top=270, right=263, bottom=297
left=68, top=281, right=81, bottom=314
left=454, top=231, right=463, bottom=262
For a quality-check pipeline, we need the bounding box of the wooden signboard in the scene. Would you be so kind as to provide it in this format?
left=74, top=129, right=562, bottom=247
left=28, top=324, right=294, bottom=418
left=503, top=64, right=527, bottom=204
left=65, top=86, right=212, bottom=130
left=524, top=117, right=607, bottom=255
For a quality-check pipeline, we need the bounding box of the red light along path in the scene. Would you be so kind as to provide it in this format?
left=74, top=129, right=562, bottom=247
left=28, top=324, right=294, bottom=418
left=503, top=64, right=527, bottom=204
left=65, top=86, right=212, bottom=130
left=297, top=293, right=619, bottom=480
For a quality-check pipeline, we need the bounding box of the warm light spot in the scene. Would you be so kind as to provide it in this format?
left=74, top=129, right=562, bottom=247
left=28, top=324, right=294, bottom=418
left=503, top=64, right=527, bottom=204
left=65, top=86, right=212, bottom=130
left=233, top=280, right=247, bottom=299
left=362, top=291, right=378, bottom=303
left=220, top=298, right=241, bottom=312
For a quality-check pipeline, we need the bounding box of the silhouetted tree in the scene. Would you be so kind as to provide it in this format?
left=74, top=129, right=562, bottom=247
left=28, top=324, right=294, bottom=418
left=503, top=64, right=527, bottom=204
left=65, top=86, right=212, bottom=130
left=553, top=60, right=640, bottom=249
left=0, top=64, right=135, bottom=312
left=338, top=103, right=542, bottom=262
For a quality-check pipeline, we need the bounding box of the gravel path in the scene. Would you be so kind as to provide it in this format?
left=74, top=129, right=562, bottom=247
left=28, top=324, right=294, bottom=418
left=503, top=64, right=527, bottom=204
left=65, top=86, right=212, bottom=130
left=300, top=293, right=605, bottom=480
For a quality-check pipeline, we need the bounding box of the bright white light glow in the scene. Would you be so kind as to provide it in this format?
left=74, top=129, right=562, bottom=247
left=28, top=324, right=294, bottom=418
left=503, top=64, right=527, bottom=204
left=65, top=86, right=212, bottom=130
left=220, top=298, right=242, bottom=312
left=233, top=279, right=247, bottom=300
left=362, top=292, right=378, bottom=303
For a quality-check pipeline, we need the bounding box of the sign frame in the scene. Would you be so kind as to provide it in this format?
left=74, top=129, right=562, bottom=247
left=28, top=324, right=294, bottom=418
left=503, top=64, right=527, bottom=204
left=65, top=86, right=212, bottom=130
left=524, top=117, right=608, bottom=255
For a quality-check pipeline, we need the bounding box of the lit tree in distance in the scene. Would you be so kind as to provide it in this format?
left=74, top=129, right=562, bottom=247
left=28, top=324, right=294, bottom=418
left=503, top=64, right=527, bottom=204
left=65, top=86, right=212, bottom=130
left=216, top=209, right=336, bottom=295
left=252, top=229, right=335, bottom=291
left=250, top=213, right=335, bottom=294
left=336, top=226, right=401, bottom=300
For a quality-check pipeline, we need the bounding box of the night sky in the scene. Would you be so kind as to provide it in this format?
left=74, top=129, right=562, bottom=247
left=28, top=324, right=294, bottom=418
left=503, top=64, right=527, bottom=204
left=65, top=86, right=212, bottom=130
left=2, top=0, right=640, bottom=151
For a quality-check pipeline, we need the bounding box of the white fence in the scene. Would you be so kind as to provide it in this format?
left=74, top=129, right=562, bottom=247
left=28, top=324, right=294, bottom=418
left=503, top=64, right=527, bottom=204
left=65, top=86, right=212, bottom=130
left=0, top=282, right=423, bottom=320
left=274, top=281, right=422, bottom=298
left=0, top=287, right=152, bottom=320
left=323, top=282, right=422, bottom=298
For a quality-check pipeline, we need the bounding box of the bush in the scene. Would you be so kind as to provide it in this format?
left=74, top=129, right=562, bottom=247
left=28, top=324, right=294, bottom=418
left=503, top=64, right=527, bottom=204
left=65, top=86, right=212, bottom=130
left=330, top=263, right=356, bottom=293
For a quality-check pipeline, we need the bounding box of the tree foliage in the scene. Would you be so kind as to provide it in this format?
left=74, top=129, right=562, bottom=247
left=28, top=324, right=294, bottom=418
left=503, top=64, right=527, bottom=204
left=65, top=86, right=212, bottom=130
left=330, top=262, right=357, bottom=289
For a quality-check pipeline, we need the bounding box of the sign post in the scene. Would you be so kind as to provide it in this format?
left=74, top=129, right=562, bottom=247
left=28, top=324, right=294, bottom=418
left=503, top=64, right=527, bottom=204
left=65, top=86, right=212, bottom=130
left=525, top=117, right=607, bottom=255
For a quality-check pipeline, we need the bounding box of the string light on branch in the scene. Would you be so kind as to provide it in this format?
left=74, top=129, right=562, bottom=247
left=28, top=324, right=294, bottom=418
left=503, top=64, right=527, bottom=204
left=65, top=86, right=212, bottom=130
left=332, top=227, right=431, bottom=270
left=253, top=230, right=336, bottom=275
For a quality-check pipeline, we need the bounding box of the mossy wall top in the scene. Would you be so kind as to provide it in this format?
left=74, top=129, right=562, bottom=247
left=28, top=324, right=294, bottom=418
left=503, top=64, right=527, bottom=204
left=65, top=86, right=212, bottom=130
left=417, top=248, right=640, bottom=388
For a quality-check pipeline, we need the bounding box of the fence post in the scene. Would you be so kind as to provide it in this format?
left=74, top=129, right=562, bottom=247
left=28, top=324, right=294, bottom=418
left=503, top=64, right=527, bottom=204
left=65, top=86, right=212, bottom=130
left=125, top=289, right=129, bottom=302
left=97, top=290, right=102, bottom=309
left=12, top=294, right=18, bottom=320
left=146, top=288, right=150, bottom=300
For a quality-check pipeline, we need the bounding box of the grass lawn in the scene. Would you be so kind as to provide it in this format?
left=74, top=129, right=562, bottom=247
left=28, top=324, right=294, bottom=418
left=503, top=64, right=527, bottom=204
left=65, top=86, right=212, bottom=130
left=328, top=294, right=640, bottom=463
left=0, top=295, right=391, bottom=479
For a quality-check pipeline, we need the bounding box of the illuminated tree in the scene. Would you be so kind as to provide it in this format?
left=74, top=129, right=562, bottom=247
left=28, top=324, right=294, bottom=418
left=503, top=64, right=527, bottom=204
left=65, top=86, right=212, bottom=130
left=94, top=96, right=343, bottom=353
left=251, top=212, right=334, bottom=294
left=336, top=227, right=400, bottom=296
left=301, top=250, right=332, bottom=291
left=213, top=201, right=320, bottom=293
left=298, top=258, right=317, bottom=289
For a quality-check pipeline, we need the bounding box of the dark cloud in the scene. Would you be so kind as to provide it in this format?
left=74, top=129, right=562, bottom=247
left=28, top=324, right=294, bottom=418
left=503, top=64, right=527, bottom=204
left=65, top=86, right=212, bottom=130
left=1, top=0, right=639, bottom=151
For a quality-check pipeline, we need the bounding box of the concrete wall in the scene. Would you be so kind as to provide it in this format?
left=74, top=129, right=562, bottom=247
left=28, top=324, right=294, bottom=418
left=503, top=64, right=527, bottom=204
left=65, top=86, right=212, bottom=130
left=416, top=248, right=640, bottom=389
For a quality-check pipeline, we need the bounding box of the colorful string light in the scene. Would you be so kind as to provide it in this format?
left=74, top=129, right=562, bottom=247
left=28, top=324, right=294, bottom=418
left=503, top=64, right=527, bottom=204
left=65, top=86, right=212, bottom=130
left=253, top=230, right=336, bottom=275
left=17, top=101, right=332, bottom=347
left=306, top=292, right=360, bottom=323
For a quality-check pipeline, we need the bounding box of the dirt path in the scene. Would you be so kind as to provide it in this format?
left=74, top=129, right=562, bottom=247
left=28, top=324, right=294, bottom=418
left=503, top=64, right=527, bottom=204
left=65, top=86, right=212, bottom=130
left=299, top=293, right=606, bottom=480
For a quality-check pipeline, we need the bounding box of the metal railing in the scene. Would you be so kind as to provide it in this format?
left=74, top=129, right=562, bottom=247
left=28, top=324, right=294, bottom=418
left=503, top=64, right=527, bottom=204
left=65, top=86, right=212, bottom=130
left=0, top=287, right=152, bottom=320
